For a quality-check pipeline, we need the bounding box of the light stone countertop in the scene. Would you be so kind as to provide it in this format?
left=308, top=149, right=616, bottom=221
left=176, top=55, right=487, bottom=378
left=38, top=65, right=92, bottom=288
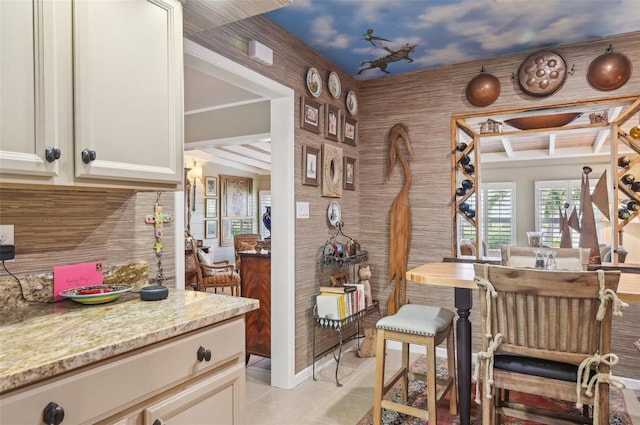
left=0, top=289, right=259, bottom=393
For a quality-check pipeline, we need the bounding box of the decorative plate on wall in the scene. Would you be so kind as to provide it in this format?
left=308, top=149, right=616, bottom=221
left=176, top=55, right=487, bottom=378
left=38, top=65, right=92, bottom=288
left=327, top=200, right=342, bottom=227
left=328, top=71, right=341, bottom=99
left=346, top=91, right=358, bottom=115
left=306, top=67, right=322, bottom=97
left=517, top=50, right=567, bottom=97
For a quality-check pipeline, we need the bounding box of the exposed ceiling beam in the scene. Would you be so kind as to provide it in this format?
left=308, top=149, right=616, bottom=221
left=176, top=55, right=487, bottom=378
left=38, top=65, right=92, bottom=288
left=500, top=137, right=514, bottom=158
left=186, top=149, right=270, bottom=175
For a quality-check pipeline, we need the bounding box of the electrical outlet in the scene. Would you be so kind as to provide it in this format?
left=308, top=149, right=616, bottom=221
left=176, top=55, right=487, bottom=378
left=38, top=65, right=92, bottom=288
left=0, top=225, right=14, bottom=245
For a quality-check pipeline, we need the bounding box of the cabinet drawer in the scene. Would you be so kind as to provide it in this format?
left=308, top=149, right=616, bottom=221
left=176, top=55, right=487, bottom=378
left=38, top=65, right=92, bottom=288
left=0, top=317, right=244, bottom=424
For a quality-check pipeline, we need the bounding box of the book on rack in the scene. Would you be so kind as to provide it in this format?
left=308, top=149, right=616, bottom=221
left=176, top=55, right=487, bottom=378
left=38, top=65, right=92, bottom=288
left=319, top=285, right=357, bottom=294
left=344, top=283, right=365, bottom=314
left=316, top=293, right=346, bottom=320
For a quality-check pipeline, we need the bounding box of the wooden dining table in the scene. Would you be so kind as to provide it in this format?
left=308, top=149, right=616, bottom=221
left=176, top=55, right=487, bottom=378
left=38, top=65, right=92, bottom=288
left=406, top=261, right=640, bottom=425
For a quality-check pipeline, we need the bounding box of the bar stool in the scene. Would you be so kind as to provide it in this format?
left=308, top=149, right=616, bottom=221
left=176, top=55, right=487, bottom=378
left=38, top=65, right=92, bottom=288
left=373, top=303, right=457, bottom=424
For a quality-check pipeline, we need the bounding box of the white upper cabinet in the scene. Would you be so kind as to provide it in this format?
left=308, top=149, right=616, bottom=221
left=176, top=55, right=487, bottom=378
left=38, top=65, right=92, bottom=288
left=0, top=0, right=183, bottom=190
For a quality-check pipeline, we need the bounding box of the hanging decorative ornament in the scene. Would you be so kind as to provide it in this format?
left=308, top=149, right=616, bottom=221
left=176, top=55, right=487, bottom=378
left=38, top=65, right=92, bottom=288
left=465, top=67, right=500, bottom=107
left=517, top=50, right=568, bottom=97
left=587, top=45, right=632, bottom=91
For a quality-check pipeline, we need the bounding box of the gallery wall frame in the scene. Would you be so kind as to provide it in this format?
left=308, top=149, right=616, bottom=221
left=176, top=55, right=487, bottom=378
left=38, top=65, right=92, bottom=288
left=220, top=174, right=253, bottom=246
left=204, top=219, right=218, bottom=239
left=302, top=145, right=320, bottom=186
left=324, top=104, right=340, bottom=142
left=343, top=156, right=356, bottom=191
left=205, top=176, right=217, bottom=197
left=322, top=143, right=343, bottom=198
left=301, top=96, right=321, bottom=134
left=205, top=197, right=217, bottom=218
left=343, top=116, right=357, bottom=146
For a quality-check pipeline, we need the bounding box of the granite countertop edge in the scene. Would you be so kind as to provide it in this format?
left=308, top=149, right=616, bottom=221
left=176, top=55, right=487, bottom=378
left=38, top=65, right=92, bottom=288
left=0, top=289, right=259, bottom=393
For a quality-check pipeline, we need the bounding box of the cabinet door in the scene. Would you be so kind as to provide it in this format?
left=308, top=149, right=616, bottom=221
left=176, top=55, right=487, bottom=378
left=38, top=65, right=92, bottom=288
left=73, top=0, right=183, bottom=184
left=0, top=0, right=70, bottom=179
left=241, top=255, right=271, bottom=358
left=143, top=363, right=245, bottom=425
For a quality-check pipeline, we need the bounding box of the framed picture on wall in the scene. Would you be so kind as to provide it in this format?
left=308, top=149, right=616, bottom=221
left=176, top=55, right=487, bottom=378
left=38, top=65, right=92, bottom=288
left=301, top=96, right=321, bottom=134
left=220, top=175, right=253, bottom=246
left=204, top=220, right=218, bottom=239
left=343, top=156, right=356, bottom=191
left=205, top=198, right=217, bottom=218
left=205, top=177, right=217, bottom=197
left=343, top=116, right=357, bottom=146
left=302, top=145, right=320, bottom=186
left=324, top=104, right=340, bottom=142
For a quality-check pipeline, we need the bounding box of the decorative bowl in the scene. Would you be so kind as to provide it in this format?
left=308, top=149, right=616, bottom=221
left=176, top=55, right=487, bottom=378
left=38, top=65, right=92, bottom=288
left=465, top=72, right=500, bottom=107
left=504, top=112, right=581, bottom=130
left=587, top=51, right=632, bottom=91
left=59, top=283, right=133, bottom=304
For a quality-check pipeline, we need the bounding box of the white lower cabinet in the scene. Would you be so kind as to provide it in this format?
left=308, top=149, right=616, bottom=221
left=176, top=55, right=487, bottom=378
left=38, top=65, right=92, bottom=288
left=0, top=317, right=246, bottom=425
left=142, top=362, right=244, bottom=425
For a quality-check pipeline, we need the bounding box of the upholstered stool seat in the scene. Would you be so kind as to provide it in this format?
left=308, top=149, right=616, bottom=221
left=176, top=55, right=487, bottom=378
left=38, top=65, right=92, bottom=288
left=373, top=304, right=458, bottom=424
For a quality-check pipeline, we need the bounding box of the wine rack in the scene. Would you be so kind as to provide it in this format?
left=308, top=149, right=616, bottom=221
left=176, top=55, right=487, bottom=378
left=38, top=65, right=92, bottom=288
left=452, top=119, right=479, bottom=257
left=614, top=103, right=640, bottom=262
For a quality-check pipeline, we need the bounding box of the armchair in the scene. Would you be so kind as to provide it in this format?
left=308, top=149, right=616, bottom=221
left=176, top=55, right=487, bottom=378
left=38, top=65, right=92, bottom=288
left=189, top=238, right=241, bottom=295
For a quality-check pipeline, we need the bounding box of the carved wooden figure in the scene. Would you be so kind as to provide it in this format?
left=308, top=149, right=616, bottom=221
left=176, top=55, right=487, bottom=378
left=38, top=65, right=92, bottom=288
left=385, top=123, right=414, bottom=315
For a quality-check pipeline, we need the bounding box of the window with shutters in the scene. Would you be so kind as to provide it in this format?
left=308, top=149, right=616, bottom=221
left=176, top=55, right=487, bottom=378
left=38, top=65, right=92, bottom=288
left=458, top=182, right=515, bottom=257
left=482, top=183, right=516, bottom=256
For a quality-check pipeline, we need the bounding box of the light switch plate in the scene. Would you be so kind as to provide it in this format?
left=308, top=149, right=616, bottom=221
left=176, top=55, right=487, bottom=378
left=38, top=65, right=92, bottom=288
left=0, top=225, right=14, bottom=245
left=296, top=202, right=309, bottom=219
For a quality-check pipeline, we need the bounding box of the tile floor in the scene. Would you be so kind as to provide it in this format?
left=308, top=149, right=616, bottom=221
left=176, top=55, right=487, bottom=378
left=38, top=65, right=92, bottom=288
left=245, top=341, right=640, bottom=425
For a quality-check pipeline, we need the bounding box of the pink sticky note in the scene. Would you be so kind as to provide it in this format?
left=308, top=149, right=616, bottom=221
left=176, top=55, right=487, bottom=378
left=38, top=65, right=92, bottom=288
left=54, top=262, right=104, bottom=302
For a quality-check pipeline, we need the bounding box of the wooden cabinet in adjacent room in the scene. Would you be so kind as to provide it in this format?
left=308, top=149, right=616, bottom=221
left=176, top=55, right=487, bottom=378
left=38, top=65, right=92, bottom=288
left=239, top=251, right=271, bottom=359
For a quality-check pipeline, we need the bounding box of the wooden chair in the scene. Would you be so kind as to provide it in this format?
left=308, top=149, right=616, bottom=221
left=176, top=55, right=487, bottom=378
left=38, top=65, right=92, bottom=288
left=190, top=238, right=241, bottom=295
left=373, top=304, right=458, bottom=424
left=473, top=264, right=625, bottom=425
left=233, top=233, right=260, bottom=271
left=500, top=245, right=590, bottom=270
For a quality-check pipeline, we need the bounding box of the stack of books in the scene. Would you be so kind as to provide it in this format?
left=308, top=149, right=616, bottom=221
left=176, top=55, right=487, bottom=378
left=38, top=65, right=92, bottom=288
left=315, top=283, right=366, bottom=321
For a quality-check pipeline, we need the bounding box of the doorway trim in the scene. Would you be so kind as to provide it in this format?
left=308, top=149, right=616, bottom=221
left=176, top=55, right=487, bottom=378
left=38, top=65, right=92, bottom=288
left=181, top=39, right=296, bottom=389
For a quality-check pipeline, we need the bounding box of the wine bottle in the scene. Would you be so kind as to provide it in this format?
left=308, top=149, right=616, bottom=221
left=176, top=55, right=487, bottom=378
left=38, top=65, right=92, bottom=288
left=618, top=208, right=631, bottom=220
left=463, top=164, right=475, bottom=175
left=618, top=156, right=631, bottom=168
left=455, top=187, right=466, bottom=197
left=631, top=182, right=640, bottom=192
left=456, top=142, right=468, bottom=152
left=459, top=202, right=470, bottom=212
left=621, top=174, right=635, bottom=185
left=459, top=154, right=471, bottom=165
left=465, top=209, right=476, bottom=219
left=461, top=179, right=474, bottom=190
left=622, top=199, right=639, bottom=211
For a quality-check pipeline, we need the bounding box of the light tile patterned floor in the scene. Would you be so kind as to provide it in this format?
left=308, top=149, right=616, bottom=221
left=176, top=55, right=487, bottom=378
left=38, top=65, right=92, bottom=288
left=245, top=342, right=640, bottom=425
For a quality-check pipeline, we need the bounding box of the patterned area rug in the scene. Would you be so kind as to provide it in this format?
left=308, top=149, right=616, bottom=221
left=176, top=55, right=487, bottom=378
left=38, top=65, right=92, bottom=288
left=357, top=355, right=632, bottom=425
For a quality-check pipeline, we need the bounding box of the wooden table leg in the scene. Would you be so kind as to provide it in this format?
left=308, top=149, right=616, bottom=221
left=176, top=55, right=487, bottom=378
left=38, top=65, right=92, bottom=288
left=455, top=287, right=472, bottom=425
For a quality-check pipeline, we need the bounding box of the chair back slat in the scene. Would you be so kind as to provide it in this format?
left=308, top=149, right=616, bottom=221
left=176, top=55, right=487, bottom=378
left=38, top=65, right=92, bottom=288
left=475, top=264, right=620, bottom=365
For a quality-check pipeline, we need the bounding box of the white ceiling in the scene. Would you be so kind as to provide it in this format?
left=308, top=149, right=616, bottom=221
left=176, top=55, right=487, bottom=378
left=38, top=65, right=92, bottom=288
left=183, top=61, right=272, bottom=174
